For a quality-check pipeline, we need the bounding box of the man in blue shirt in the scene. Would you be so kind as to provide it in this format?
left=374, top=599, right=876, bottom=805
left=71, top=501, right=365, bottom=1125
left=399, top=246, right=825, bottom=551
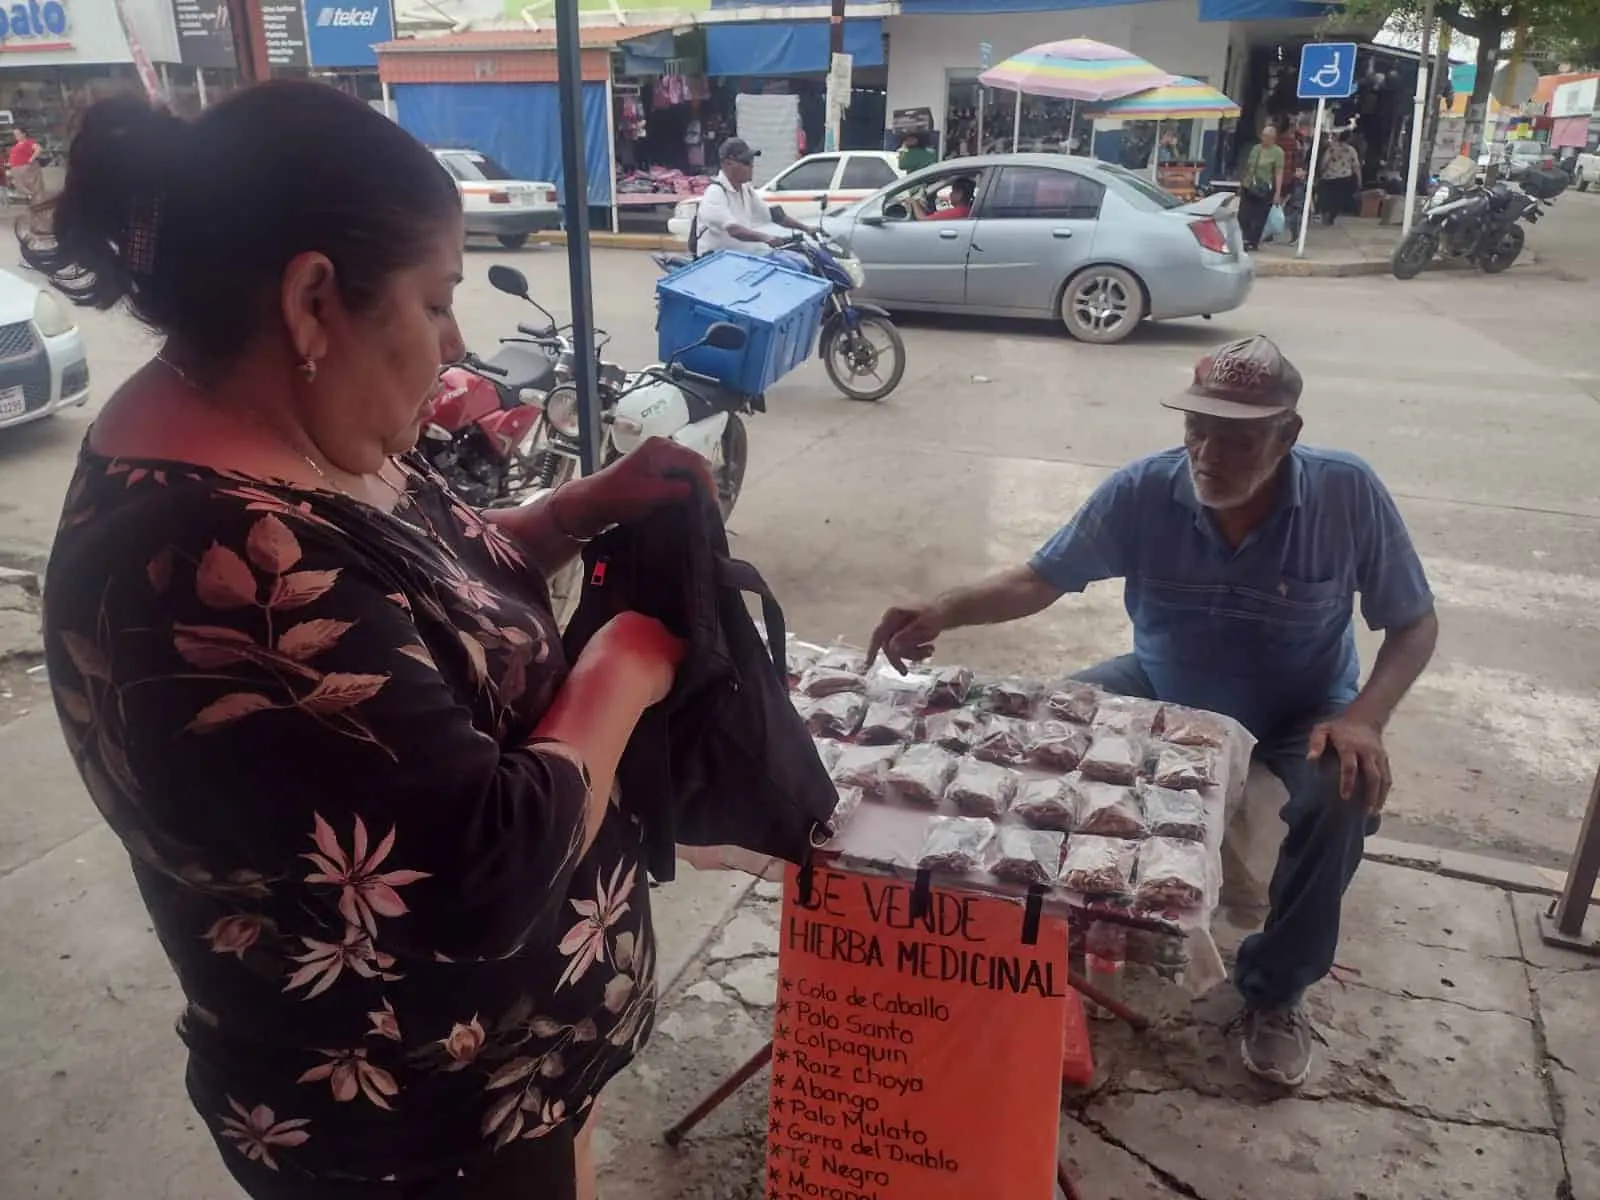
left=868, top=335, right=1438, bottom=1088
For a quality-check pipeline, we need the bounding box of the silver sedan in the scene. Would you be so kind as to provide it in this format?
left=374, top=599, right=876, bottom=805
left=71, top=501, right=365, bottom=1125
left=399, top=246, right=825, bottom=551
left=817, top=153, right=1253, bottom=344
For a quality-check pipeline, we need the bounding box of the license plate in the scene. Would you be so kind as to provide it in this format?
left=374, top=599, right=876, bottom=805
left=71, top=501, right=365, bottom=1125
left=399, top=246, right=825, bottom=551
left=0, top=386, right=23, bottom=419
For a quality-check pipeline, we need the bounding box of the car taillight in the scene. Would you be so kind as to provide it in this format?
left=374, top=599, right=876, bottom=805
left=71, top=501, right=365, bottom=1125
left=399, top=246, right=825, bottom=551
left=489, top=191, right=511, bottom=205
left=542, top=187, right=557, bottom=203
left=1189, top=218, right=1228, bottom=254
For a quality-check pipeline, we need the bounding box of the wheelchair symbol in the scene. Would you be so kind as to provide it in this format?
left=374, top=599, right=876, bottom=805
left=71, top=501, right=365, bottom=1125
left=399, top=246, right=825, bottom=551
left=1311, top=52, right=1344, bottom=87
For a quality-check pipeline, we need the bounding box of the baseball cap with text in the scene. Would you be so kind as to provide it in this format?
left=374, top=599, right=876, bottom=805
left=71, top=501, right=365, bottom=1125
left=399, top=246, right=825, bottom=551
left=1162, top=335, right=1303, bottom=421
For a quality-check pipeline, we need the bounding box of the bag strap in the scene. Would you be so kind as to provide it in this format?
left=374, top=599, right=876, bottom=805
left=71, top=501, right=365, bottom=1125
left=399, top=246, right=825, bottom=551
left=717, top=556, right=786, bottom=672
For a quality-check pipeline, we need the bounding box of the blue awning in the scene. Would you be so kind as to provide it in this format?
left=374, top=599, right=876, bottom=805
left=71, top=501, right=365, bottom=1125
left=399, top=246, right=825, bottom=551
left=704, top=19, right=884, bottom=77
left=900, top=0, right=1155, bottom=12
left=393, top=82, right=612, bottom=208
left=1197, top=0, right=1338, bottom=18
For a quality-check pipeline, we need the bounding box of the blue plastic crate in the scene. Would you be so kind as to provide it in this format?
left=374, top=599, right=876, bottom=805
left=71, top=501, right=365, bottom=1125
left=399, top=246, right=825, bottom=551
left=656, top=251, right=832, bottom=397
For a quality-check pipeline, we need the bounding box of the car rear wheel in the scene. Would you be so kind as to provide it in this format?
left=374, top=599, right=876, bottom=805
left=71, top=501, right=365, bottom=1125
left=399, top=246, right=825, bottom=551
left=1060, top=266, right=1146, bottom=344
left=1578, top=170, right=1590, bottom=192
left=497, top=233, right=530, bottom=249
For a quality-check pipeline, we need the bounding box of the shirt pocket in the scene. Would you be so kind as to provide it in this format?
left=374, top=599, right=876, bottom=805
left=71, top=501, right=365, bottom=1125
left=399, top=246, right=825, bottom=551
left=1142, top=576, right=1346, bottom=647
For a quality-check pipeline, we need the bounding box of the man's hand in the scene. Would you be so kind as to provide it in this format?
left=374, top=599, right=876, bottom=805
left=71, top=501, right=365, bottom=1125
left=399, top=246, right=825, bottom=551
left=766, top=234, right=791, bottom=249
left=1307, top=715, right=1390, bottom=814
left=867, top=604, right=943, bottom=674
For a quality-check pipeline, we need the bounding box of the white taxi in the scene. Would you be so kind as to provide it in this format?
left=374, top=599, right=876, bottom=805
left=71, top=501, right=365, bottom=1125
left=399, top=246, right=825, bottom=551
left=432, top=148, right=561, bottom=249
left=0, top=267, right=89, bottom=432
left=667, top=150, right=903, bottom=245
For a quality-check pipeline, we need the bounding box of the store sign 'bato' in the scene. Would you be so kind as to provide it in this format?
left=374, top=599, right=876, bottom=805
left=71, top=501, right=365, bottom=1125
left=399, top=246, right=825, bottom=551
left=0, top=0, right=70, bottom=49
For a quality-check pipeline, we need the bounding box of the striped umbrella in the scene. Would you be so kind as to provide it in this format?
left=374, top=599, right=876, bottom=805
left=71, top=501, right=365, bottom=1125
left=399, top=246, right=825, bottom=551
left=1085, top=76, right=1241, bottom=120
left=978, top=39, right=1176, bottom=104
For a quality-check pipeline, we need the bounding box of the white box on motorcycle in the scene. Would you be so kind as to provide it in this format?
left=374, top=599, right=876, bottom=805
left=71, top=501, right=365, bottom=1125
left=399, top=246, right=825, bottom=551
left=656, top=251, right=832, bottom=397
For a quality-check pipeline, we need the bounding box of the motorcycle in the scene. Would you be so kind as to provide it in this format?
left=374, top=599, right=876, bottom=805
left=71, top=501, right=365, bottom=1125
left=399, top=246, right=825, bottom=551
left=1391, top=159, right=1567, bottom=281
left=535, top=320, right=752, bottom=623
left=423, top=266, right=623, bottom=506
left=653, top=230, right=907, bottom=403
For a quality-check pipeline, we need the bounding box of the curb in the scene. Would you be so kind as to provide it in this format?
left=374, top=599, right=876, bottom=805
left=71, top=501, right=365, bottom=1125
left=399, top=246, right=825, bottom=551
left=1254, top=257, right=1390, bottom=278
left=1365, top=835, right=1588, bottom=901
left=535, top=230, right=1400, bottom=277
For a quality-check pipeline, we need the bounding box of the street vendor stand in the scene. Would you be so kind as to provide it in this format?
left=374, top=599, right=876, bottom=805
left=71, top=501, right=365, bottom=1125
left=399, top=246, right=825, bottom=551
left=663, top=644, right=1254, bottom=1197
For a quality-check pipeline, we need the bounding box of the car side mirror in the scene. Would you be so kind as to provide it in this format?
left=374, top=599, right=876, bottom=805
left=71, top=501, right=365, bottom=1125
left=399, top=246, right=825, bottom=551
left=882, top=201, right=911, bottom=222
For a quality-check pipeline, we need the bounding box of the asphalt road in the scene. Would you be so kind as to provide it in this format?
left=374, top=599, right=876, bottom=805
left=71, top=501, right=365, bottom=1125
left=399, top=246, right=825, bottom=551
left=3, top=195, right=1599, bottom=868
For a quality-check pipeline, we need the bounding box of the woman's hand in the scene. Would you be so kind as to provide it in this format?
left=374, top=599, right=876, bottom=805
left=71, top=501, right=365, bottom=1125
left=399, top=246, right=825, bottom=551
left=551, top=438, right=715, bottom=538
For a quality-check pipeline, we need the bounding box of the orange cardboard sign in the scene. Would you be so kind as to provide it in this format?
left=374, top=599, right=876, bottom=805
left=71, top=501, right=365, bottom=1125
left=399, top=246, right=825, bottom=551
left=766, top=865, right=1069, bottom=1199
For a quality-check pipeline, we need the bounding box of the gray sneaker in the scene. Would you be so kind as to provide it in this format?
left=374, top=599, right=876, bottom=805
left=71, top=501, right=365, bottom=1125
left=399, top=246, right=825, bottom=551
left=1237, top=1002, right=1320, bottom=1087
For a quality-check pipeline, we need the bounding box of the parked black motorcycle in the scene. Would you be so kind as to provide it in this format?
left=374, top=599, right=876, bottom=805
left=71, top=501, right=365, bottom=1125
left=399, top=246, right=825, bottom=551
left=1391, top=162, right=1567, bottom=280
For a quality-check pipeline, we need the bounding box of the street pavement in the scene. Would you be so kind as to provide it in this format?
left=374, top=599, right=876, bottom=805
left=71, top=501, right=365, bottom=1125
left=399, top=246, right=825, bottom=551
left=1, top=197, right=1599, bottom=1197
left=10, top=200, right=1599, bottom=866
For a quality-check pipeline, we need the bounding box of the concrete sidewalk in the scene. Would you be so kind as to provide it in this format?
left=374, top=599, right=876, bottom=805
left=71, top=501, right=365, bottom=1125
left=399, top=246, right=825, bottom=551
left=590, top=858, right=1598, bottom=1200
left=5, top=690, right=1595, bottom=1199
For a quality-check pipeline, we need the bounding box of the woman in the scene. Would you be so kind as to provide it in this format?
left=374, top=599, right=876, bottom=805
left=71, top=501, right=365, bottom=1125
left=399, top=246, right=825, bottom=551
left=1237, top=124, right=1284, bottom=251
left=898, top=131, right=937, bottom=174
left=1317, top=131, right=1362, bottom=225
left=28, top=81, right=701, bottom=1198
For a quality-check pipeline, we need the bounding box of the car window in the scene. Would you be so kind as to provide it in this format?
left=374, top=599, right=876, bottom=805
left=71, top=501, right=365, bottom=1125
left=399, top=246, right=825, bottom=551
left=840, top=156, right=897, bottom=190
left=1509, top=141, right=1543, bottom=157
left=773, top=157, right=839, bottom=192
left=1094, top=163, right=1184, bottom=211
left=981, top=166, right=1104, bottom=220
left=444, top=152, right=513, bottom=182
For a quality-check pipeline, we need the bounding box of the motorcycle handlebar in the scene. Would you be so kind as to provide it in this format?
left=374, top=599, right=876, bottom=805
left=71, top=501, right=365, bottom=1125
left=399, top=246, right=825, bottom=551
left=461, top=356, right=508, bottom=377
left=517, top=322, right=556, bottom=339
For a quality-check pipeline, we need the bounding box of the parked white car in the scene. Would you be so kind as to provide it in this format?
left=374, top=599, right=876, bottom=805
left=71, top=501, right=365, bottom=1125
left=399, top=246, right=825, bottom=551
left=0, top=268, right=89, bottom=432
left=667, top=150, right=904, bottom=245
left=432, top=148, right=561, bottom=249
left=1575, top=146, right=1600, bottom=191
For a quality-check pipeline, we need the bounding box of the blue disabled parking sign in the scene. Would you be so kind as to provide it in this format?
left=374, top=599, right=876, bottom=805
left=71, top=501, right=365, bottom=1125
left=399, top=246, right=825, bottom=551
left=1297, top=43, right=1357, bottom=100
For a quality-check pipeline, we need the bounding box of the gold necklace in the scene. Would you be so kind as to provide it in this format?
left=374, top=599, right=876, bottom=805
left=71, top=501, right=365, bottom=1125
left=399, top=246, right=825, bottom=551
left=152, top=351, right=403, bottom=505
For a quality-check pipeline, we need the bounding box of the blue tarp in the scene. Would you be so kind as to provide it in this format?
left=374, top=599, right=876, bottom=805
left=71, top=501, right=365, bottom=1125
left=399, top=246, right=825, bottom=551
left=1197, top=0, right=1337, bottom=18
left=394, top=81, right=612, bottom=208
left=900, top=0, right=1154, bottom=12
left=705, top=20, right=885, bottom=77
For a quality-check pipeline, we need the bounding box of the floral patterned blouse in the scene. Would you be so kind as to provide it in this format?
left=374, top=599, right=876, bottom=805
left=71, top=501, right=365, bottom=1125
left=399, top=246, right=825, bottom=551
left=42, top=449, right=656, bottom=1187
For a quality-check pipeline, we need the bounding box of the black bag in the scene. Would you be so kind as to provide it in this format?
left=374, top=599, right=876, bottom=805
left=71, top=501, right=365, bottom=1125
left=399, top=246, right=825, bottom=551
left=1243, top=146, right=1275, bottom=201
left=561, top=480, right=838, bottom=882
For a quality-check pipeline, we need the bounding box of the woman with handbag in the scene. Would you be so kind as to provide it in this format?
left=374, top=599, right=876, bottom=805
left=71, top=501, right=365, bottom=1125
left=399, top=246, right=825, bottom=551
left=1238, top=125, right=1284, bottom=251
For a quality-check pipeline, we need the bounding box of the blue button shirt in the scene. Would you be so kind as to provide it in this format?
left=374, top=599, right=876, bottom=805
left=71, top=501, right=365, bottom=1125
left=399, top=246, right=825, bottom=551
left=1029, top=446, right=1434, bottom=738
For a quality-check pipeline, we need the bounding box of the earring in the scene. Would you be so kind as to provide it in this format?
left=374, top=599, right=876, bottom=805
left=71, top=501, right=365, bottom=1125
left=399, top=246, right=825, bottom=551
left=299, top=357, right=318, bottom=383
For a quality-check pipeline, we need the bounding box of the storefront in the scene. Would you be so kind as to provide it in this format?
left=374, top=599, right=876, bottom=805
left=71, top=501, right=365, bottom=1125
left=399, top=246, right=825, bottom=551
left=376, top=29, right=627, bottom=223
left=0, top=0, right=232, bottom=154
left=883, top=0, right=1238, bottom=160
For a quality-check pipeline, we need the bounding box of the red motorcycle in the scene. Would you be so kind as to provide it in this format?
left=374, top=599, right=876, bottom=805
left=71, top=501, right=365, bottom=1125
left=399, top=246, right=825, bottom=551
left=421, top=265, right=621, bottom=507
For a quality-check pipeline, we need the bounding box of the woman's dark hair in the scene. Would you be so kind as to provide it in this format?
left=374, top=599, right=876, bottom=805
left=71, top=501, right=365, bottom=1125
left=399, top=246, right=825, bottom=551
left=903, top=132, right=923, bottom=149
left=22, top=80, right=461, bottom=365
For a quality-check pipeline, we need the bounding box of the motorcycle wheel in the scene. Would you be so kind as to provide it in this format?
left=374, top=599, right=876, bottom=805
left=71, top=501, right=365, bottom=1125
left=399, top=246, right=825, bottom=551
left=822, top=315, right=906, bottom=402
left=1391, top=229, right=1439, bottom=280
left=1480, top=225, right=1525, bottom=274
left=717, top=414, right=749, bottom=521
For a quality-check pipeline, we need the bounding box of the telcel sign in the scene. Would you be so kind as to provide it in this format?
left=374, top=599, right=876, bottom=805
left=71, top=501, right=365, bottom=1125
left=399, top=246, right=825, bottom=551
left=0, top=0, right=71, bottom=51
left=305, top=0, right=393, bottom=68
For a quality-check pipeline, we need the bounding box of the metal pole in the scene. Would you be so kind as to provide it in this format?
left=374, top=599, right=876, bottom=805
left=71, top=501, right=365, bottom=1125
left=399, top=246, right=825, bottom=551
left=196, top=67, right=209, bottom=109
left=1295, top=97, right=1325, bottom=259
left=1539, top=763, right=1600, bottom=953
left=1012, top=89, right=1022, bottom=150
left=604, top=74, right=619, bottom=234
left=1402, top=0, right=1435, bottom=237
left=554, top=0, right=603, bottom=476
left=381, top=77, right=392, bottom=118
left=976, top=89, right=985, bottom=156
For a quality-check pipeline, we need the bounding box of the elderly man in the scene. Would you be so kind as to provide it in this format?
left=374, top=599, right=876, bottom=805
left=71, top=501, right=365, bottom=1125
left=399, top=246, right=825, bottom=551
left=693, top=137, right=815, bottom=258
left=868, top=335, right=1438, bottom=1087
